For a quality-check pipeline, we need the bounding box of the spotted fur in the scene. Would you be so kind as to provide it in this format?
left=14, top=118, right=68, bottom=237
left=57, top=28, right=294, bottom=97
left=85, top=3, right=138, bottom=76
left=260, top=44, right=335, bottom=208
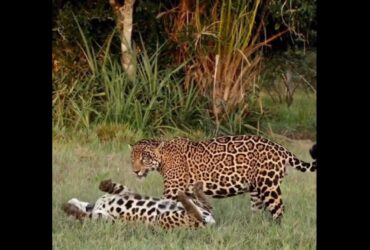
left=130, top=135, right=317, bottom=222
left=62, top=179, right=215, bottom=229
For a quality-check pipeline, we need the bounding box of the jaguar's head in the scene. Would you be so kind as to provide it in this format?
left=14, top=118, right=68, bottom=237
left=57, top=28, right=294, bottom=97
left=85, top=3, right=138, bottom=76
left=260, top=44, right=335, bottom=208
left=130, top=140, right=163, bottom=178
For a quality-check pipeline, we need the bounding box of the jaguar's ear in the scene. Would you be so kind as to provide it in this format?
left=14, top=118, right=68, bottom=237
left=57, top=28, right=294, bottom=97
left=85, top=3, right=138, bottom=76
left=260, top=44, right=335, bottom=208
left=153, top=141, right=164, bottom=157
left=128, top=144, right=133, bottom=150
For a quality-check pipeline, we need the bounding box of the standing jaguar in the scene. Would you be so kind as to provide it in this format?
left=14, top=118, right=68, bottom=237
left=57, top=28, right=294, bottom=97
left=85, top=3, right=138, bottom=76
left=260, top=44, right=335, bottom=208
left=130, top=135, right=317, bottom=222
left=62, top=179, right=215, bottom=229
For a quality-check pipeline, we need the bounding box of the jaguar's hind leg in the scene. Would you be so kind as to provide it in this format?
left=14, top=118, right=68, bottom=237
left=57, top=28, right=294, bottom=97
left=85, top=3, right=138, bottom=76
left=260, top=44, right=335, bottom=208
left=260, top=186, right=284, bottom=223
left=177, top=191, right=204, bottom=223
left=62, top=200, right=89, bottom=220
left=193, top=182, right=213, bottom=212
left=99, top=179, right=133, bottom=195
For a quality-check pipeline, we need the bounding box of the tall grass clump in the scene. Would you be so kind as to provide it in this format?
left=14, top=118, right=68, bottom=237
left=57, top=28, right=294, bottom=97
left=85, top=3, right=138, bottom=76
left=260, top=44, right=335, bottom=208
left=159, top=0, right=289, bottom=132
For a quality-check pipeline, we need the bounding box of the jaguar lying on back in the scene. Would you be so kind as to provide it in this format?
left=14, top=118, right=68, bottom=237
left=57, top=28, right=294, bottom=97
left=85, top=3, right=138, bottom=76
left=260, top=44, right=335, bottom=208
left=62, top=179, right=215, bottom=229
left=130, top=135, right=317, bottom=222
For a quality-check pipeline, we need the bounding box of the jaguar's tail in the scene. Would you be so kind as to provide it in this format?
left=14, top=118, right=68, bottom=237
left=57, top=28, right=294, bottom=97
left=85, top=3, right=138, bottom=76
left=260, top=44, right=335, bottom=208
left=287, top=144, right=317, bottom=172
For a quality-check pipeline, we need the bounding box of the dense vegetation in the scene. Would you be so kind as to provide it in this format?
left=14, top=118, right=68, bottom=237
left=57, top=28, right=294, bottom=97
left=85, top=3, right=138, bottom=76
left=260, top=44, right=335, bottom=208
left=52, top=0, right=316, bottom=141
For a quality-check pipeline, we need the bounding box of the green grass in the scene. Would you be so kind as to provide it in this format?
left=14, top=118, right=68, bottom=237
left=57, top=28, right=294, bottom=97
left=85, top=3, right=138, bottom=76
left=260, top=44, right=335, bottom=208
left=260, top=90, right=316, bottom=140
left=53, top=139, right=316, bottom=250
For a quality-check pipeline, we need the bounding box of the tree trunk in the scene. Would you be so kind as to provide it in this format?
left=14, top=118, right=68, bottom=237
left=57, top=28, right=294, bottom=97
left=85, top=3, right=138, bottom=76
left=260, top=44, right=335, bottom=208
left=109, top=0, right=136, bottom=80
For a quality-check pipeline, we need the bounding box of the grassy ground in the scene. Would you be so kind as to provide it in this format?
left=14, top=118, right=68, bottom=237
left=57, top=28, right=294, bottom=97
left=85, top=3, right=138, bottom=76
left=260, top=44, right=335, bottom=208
left=260, top=91, right=316, bottom=140
left=53, top=138, right=316, bottom=250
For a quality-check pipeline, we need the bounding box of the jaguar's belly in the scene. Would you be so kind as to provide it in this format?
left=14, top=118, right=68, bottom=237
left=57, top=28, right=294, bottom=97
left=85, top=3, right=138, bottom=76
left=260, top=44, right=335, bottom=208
left=190, top=175, right=251, bottom=198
